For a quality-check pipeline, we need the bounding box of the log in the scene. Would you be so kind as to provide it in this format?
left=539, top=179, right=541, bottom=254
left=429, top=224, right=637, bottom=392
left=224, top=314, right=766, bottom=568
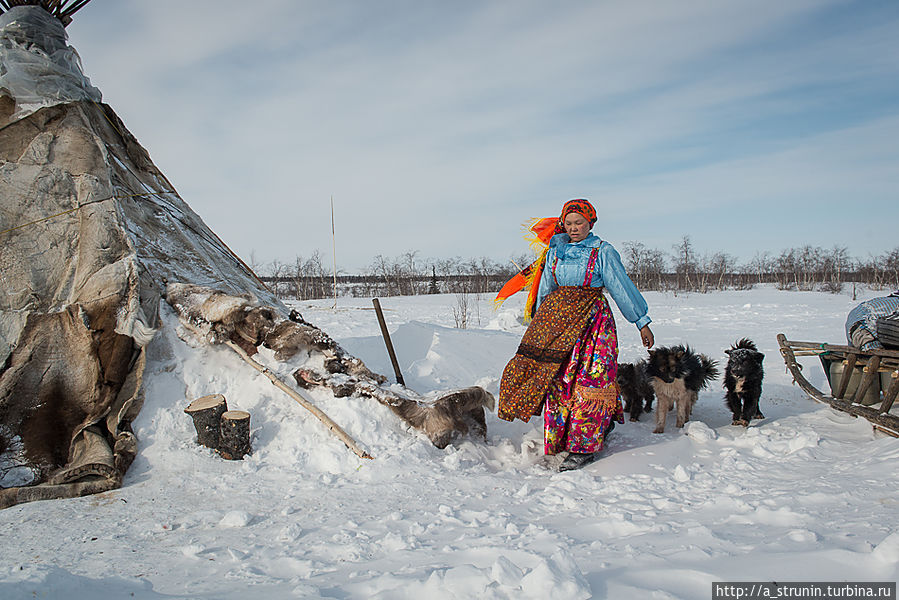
left=184, top=394, right=227, bottom=449
left=219, top=411, right=251, bottom=460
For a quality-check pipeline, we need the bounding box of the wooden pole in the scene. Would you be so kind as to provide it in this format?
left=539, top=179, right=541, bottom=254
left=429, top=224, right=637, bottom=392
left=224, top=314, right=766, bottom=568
left=881, top=372, right=899, bottom=414
left=331, top=195, right=338, bottom=310
left=61, top=0, right=93, bottom=16
left=851, top=355, right=881, bottom=404
left=835, top=353, right=856, bottom=399
left=223, top=337, right=373, bottom=459
left=372, top=298, right=405, bottom=386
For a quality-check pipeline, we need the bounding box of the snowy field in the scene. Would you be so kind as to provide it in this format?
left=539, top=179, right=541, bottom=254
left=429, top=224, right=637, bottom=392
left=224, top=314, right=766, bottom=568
left=2, top=286, right=898, bottom=599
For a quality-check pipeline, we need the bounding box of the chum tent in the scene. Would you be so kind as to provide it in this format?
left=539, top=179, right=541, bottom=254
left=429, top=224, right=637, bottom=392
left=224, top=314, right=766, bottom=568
left=0, top=2, right=283, bottom=507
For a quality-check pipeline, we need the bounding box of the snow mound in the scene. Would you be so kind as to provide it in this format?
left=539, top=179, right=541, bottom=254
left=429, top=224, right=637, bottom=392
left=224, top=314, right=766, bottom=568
left=684, top=420, right=718, bottom=442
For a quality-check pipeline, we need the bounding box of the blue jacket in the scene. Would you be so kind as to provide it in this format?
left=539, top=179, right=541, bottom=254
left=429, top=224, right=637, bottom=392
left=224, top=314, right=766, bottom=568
left=535, top=233, right=651, bottom=330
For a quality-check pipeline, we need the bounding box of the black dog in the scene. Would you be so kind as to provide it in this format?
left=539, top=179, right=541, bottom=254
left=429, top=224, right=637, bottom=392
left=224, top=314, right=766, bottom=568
left=616, top=361, right=654, bottom=421
left=723, top=338, right=765, bottom=426
left=646, top=345, right=719, bottom=433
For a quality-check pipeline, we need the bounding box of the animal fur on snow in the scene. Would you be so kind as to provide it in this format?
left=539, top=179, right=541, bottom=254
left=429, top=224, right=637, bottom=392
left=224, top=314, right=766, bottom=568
left=164, top=283, right=275, bottom=356
left=164, top=284, right=494, bottom=449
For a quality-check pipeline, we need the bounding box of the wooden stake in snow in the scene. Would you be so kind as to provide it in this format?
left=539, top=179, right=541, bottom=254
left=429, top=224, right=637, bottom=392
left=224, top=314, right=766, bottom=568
left=372, top=298, right=405, bottom=386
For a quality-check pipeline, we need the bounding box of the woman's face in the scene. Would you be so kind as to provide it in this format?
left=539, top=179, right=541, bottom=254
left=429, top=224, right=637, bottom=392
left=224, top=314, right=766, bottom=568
left=564, top=212, right=591, bottom=242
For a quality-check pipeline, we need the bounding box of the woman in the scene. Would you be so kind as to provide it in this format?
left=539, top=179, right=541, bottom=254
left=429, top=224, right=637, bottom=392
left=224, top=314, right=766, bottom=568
left=497, top=198, right=654, bottom=471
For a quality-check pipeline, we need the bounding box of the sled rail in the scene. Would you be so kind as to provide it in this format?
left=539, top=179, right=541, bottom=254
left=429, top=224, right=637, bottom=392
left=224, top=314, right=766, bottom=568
left=777, top=333, right=899, bottom=437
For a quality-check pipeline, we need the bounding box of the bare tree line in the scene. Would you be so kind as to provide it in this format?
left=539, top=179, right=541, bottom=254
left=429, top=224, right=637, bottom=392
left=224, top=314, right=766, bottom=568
left=256, top=251, right=528, bottom=300
left=625, top=237, right=899, bottom=294
left=255, top=239, right=899, bottom=300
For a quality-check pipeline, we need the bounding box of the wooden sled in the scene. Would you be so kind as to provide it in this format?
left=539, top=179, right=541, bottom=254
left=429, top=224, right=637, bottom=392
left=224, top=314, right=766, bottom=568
left=777, top=333, right=899, bottom=436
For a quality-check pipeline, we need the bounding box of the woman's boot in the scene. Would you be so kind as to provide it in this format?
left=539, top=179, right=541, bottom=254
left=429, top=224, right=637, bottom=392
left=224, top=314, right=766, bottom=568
left=558, top=452, right=597, bottom=471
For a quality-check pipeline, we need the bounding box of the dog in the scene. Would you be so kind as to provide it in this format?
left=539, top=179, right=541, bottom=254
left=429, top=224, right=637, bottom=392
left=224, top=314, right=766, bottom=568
left=616, top=360, right=654, bottom=421
left=723, top=338, right=765, bottom=426
left=646, top=345, right=719, bottom=433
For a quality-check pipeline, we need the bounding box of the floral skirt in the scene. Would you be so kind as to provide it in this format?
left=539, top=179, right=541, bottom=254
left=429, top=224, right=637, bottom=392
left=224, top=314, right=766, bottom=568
left=544, top=293, right=623, bottom=455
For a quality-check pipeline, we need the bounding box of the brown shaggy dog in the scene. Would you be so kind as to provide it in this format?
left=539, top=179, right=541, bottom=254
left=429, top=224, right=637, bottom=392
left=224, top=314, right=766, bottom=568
left=646, top=345, right=719, bottom=433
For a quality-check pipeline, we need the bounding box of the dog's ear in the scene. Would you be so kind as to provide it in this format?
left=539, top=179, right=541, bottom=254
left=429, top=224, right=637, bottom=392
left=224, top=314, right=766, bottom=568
left=754, top=352, right=765, bottom=362
left=725, top=349, right=733, bottom=356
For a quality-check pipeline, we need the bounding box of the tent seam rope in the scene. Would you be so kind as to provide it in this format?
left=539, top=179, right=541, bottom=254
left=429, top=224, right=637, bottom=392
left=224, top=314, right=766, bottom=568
left=0, top=191, right=175, bottom=237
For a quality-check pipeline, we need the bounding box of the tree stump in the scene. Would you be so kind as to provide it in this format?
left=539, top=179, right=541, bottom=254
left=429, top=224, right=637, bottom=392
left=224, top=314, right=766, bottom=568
left=219, top=411, right=251, bottom=460
left=184, top=394, right=228, bottom=449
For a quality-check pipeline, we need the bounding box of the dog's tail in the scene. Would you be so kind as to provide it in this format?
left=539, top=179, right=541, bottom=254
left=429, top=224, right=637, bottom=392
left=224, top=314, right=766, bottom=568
left=697, top=354, right=720, bottom=389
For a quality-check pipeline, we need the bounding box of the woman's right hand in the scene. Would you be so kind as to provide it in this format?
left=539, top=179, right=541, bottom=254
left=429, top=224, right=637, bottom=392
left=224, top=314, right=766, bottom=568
left=640, top=325, right=654, bottom=349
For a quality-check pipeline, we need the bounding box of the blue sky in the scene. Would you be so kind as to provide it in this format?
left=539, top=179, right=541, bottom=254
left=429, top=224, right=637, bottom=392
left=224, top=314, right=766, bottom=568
left=67, top=0, right=899, bottom=272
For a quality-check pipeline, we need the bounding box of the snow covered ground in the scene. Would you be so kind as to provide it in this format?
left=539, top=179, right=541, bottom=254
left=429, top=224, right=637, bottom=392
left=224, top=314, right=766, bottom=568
left=2, top=286, right=898, bottom=599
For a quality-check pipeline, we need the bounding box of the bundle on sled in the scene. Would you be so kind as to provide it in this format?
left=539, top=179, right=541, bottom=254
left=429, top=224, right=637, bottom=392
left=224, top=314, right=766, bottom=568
left=165, top=284, right=494, bottom=452
left=777, top=333, right=899, bottom=436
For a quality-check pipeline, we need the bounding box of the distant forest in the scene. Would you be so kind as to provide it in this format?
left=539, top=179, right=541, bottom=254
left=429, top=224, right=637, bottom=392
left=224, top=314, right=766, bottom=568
left=256, top=236, right=899, bottom=301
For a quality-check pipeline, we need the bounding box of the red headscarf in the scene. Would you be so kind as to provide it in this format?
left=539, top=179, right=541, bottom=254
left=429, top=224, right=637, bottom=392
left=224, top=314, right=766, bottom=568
left=494, top=198, right=598, bottom=321
left=559, top=198, right=597, bottom=229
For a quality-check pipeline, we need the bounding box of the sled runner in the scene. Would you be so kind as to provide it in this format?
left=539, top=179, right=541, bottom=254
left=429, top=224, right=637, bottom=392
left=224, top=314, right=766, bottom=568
left=777, top=334, right=899, bottom=436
